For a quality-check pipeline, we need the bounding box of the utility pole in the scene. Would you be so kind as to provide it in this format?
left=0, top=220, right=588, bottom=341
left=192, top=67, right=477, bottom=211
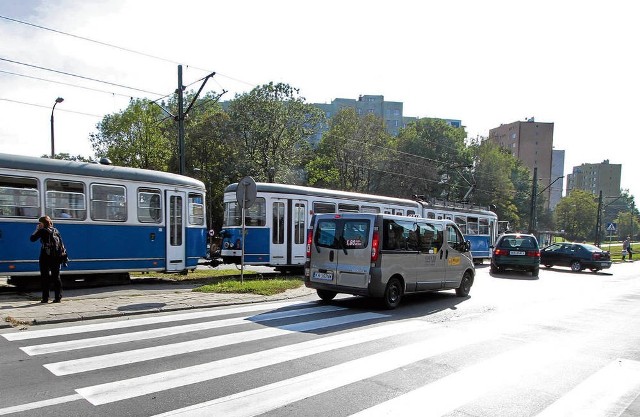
left=177, top=65, right=186, bottom=175
left=594, top=190, right=603, bottom=246
left=173, top=65, right=220, bottom=176
left=528, top=167, right=538, bottom=234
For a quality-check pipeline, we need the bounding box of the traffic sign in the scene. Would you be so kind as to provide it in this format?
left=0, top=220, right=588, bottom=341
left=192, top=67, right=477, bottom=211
left=606, top=222, right=617, bottom=232
left=236, top=176, right=257, bottom=209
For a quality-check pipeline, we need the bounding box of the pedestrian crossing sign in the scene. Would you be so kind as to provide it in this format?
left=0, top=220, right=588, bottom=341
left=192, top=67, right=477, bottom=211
left=606, top=222, right=617, bottom=232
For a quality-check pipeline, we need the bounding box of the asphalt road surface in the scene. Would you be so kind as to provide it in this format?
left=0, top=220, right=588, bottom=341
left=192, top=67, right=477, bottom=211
left=1, top=261, right=639, bottom=416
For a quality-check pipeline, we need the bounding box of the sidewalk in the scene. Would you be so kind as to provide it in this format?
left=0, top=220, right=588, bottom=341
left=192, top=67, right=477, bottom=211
left=0, top=277, right=316, bottom=329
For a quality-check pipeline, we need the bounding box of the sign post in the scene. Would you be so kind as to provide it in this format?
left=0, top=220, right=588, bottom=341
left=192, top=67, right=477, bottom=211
left=606, top=222, right=617, bottom=252
left=236, top=176, right=257, bottom=283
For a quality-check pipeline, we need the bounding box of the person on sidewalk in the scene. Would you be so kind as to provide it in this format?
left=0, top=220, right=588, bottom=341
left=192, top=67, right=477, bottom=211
left=622, top=237, right=631, bottom=261
left=30, top=215, right=64, bottom=303
left=623, top=236, right=633, bottom=261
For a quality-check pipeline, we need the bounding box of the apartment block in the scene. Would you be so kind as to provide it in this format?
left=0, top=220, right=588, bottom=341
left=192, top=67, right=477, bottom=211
left=566, top=160, right=621, bottom=198
left=488, top=119, right=556, bottom=209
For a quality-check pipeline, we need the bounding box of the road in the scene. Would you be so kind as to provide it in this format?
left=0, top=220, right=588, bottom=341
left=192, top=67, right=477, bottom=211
left=1, top=261, right=639, bottom=416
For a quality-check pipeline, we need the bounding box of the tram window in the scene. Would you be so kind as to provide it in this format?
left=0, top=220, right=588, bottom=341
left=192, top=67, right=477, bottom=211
left=273, top=202, right=285, bottom=244
left=360, top=205, right=380, bottom=214
left=338, top=203, right=359, bottom=213
left=467, top=217, right=479, bottom=235
left=244, top=198, right=266, bottom=226
left=90, top=184, right=126, bottom=222
left=138, top=188, right=162, bottom=223
left=407, top=210, right=416, bottom=216
left=188, top=193, right=205, bottom=225
left=45, top=180, right=86, bottom=220
left=223, top=202, right=241, bottom=227
left=313, top=202, right=335, bottom=214
left=426, top=211, right=435, bottom=219
left=170, top=195, right=183, bottom=246
left=294, top=203, right=306, bottom=244
left=455, top=215, right=467, bottom=234
left=479, top=218, right=489, bottom=235
left=0, top=175, right=39, bottom=218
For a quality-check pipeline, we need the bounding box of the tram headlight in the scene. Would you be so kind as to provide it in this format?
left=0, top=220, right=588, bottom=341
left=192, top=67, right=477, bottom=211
left=223, top=241, right=230, bottom=249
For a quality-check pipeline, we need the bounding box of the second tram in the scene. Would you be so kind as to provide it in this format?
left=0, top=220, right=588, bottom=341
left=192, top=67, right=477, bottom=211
left=220, top=182, right=498, bottom=270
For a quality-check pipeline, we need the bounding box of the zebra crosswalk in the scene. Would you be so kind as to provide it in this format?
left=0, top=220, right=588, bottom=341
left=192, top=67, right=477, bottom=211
left=1, top=297, right=639, bottom=416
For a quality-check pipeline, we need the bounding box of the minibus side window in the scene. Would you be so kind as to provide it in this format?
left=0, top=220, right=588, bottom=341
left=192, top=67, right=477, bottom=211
left=417, top=222, right=442, bottom=253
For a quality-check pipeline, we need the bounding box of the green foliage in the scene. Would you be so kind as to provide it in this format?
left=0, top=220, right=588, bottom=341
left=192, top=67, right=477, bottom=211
left=227, top=82, right=324, bottom=183
left=554, top=190, right=598, bottom=241
left=391, top=118, right=470, bottom=199
left=192, top=278, right=303, bottom=296
left=308, top=108, right=392, bottom=193
left=89, top=98, right=172, bottom=170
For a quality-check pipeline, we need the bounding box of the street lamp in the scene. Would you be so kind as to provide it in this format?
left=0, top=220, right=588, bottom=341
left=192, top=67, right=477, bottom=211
left=50, top=97, right=64, bottom=158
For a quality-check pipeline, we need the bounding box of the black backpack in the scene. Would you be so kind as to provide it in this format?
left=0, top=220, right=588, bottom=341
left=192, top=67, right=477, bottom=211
left=42, top=227, right=66, bottom=261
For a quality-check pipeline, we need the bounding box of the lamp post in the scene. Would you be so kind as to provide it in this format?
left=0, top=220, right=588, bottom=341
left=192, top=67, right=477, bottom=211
left=50, top=97, right=64, bottom=158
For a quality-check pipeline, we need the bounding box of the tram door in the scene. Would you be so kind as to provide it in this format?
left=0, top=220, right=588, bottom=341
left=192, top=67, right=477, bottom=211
left=166, top=191, right=186, bottom=271
left=271, top=199, right=307, bottom=267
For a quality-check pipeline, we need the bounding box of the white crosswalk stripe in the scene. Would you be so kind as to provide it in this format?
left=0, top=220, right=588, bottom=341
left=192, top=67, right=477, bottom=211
left=46, top=312, right=387, bottom=375
left=21, top=304, right=346, bottom=355
left=1, top=297, right=639, bottom=417
left=2, top=300, right=316, bottom=341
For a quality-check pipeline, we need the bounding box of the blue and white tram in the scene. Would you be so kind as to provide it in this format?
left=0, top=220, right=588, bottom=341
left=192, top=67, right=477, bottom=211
left=219, top=182, right=499, bottom=270
left=220, top=183, right=421, bottom=271
left=0, top=153, right=207, bottom=285
left=417, top=198, right=498, bottom=264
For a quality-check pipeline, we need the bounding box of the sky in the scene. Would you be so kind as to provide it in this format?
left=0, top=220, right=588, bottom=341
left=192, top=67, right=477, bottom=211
left=1, top=0, right=639, bottom=199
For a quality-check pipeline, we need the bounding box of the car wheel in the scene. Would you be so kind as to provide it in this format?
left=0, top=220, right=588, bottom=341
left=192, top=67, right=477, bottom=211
left=570, top=260, right=582, bottom=272
left=544, top=264, right=553, bottom=268
left=490, top=263, right=498, bottom=273
left=316, top=289, right=337, bottom=302
left=382, top=277, right=402, bottom=309
left=590, top=268, right=601, bottom=273
left=532, top=267, right=539, bottom=277
left=456, top=271, right=473, bottom=297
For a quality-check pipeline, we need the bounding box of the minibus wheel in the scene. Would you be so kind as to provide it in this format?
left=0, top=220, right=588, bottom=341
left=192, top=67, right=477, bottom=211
left=383, top=277, right=403, bottom=309
left=317, top=289, right=337, bottom=301
left=455, top=271, right=473, bottom=297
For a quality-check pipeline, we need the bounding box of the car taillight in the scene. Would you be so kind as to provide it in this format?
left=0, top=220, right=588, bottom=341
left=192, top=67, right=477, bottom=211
left=371, top=230, right=380, bottom=262
left=527, top=250, right=540, bottom=258
left=592, top=252, right=602, bottom=260
left=306, top=229, right=313, bottom=259
left=494, top=248, right=508, bottom=256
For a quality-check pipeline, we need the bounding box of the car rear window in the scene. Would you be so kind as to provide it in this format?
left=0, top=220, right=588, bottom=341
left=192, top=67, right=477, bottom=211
left=498, top=236, right=537, bottom=249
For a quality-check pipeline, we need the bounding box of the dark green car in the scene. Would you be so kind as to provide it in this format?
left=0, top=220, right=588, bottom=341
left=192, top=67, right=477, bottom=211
left=490, top=233, right=540, bottom=277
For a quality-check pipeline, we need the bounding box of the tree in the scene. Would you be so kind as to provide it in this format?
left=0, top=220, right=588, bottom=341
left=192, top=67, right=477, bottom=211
left=227, top=82, right=324, bottom=183
left=89, top=98, right=172, bottom=170
left=390, top=118, right=470, bottom=200
left=307, top=108, right=393, bottom=193
left=554, top=190, right=598, bottom=242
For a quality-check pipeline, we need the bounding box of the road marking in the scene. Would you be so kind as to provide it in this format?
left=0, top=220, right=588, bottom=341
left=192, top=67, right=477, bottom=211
left=350, top=341, right=571, bottom=416
left=0, top=394, right=82, bottom=416
left=76, top=320, right=430, bottom=405
left=21, top=305, right=346, bottom=355
left=46, top=312, right=387, bottom=376
left=535, top=359, right=640, bottom=417
left=148, top=326, right=498, bottom=417
left=2, top=300, right=315, bottom=341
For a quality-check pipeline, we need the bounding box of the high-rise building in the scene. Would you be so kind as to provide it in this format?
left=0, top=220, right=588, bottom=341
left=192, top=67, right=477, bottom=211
left=566, top=160, right=621, bottom=198
left=488, top=119, right=558, bottom=210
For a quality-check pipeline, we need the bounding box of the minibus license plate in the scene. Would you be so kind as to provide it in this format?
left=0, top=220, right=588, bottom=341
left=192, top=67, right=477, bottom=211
left=510, top=251, right=525, bottom=255
left=313, top=271, right=333, bottom=281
